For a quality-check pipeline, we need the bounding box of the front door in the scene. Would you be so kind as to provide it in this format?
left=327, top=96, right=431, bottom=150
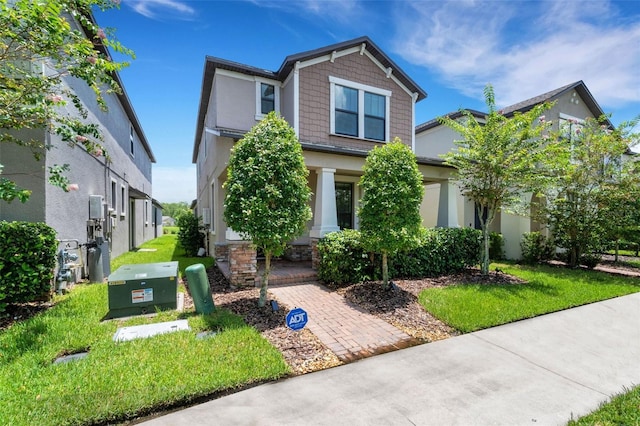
left=335, top=182, right=353, bottom=230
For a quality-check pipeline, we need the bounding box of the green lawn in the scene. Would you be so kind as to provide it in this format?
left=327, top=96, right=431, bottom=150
left=0, top=236, right=287, bottom=426
left=419, top=262, right=640, bottom=333
left=110, top=234, right=214, bottom=276
left=568, top=385, right=640, bottom=425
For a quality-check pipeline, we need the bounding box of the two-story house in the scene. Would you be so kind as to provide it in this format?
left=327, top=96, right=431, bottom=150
left=193, top=36, right=473, bottom=284
left=0, top=13, right=158, bottom=281
left=415, top=80, right=618, bottom=259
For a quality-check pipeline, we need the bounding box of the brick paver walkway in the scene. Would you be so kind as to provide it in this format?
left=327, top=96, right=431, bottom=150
left=269, top=282, right=416, bottom=362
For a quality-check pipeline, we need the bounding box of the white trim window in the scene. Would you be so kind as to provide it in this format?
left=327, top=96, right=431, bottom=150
left=129, top=124, right=135, bottom=157
left=329, top=76, right=391, bottom=142
left=255, top=79, right=280, bottom=120
left=120, top=185, right=126, bottom=217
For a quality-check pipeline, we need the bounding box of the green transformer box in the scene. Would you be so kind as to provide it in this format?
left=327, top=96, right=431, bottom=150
left=107, top=261, right=178, bottom=318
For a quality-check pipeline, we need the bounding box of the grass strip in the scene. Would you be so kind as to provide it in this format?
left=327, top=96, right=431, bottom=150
left=419, top=263, right=640, bottom=333
left=567, top=385, right=640, bottom=425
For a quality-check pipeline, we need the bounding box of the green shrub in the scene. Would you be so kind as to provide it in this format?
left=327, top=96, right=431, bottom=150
left=520, top=232, right=555, bottom=265
left=0, top=221, right=57, bottom=313
left=316, top=229, right=373, bottom=285
left=176, top=213, right=205, bottom=257
left=580, top=253, right=602, bottom=269
left=391, top=227, right=482, bottom=278
left=317, top=227, right=482, bottom=285
left=489, top=232, right=505, bottom=260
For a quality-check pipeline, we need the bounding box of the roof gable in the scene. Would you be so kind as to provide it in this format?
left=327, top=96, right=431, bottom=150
left=416, top=81, right=612, bottom=135
left=194, top=36, right=427, bottom=162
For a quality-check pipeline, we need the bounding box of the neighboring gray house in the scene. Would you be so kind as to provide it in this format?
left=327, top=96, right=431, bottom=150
left=414, top=80, right=619, bottom=259
left=0, top=14, right=157, bottom=278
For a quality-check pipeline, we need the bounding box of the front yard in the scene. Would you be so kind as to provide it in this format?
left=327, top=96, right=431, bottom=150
left=1, top=234, right=638, bottom=425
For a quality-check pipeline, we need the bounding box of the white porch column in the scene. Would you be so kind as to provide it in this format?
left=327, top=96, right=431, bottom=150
left=436, top=180, right=460, bottom=228
left=309, top=168, right=340, bottom=238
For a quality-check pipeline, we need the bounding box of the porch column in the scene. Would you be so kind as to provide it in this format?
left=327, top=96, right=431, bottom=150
left=437, top=180, right=460, bottom=228
left=309, top=168, right=340, bottom=238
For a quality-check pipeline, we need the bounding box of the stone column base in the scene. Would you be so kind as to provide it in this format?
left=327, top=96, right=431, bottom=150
left=228, top=241, right=257, bottom=286
left=310, top=238, right=320, bottom=270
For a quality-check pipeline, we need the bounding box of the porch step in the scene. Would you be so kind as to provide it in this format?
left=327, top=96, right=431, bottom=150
left=215, top=259, right=318, bottom=287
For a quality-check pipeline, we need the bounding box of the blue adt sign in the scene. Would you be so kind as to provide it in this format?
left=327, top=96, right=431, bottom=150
left=286, top=307, right=308, bottom=331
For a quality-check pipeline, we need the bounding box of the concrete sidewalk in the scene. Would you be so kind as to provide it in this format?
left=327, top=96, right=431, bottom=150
left=141, top=293, right=640, bottom=426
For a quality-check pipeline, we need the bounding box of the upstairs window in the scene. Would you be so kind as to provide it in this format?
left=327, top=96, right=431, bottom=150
left=330, top=76, right=390, bottom=142
left=255, top=80, right=279, bottom=120
left=129, top=125, right=135, bottom=157
left=335, top=86, right=358, bottom=137
left=261, top=83, right=275, bottom=114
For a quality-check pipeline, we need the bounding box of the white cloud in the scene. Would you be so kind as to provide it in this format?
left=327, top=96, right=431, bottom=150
left=394, top=0, right=640, bottom=110
left=246, top=0, right=361, bottom=25
left=152, top=165, right=196, bottom=204
left=127, top=0, right=196, bottom=20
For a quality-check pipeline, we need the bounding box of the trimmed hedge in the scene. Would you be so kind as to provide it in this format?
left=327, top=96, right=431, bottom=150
left=316, top=229, right=375, bottom=285
left=0, top=221, right=57, bottom=313
left=317, top=227, right=482, bottom=285
left=391, top=227, right=482, bottom=278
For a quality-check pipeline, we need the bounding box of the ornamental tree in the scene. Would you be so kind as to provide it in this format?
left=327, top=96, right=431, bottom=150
left=535, top=115, right=640, bottom=267
left=223, top=112, right=312, bottom=307
left=358, top=138, right=424, bottom=289
left=0, top=0, right=133, bottom=202
left=439, top=84, right=554, bottom=275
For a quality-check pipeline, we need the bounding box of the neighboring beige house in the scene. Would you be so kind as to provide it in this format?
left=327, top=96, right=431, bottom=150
left=192, top=36, right=468, bottom=284
left=415, top=80, right=616, bottom=259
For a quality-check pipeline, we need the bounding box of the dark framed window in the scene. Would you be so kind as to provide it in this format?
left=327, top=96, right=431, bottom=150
left=364, top=92, right=385, bottom=141
left=129, top=125, right=134, bottom=156
left=335, top=182, right=354, bottom=230
left=335, top=85, right=358, bottom=137
left=261, top=83, right=275, bottom=115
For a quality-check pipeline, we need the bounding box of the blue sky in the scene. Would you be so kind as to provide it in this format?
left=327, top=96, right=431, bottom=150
left=96, top=0, right=640, bottom=203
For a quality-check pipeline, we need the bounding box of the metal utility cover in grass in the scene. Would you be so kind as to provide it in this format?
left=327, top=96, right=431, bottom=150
left=113, top=320, right=190, bottom=342
left=107, top=261, right=178, bottom=319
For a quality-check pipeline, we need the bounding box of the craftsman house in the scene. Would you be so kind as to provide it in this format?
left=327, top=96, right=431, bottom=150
left=0, top=13, right=158, bottom=279
left=193, top=36, right=468, bottom=284
left=415, top=80, right=618, bottom=259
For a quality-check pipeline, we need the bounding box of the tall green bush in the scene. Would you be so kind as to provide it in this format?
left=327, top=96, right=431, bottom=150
left=176, top=213, right=205, bottom=257
left=489, top=232, right=505, bottom=260
left=520, top=232, right=555, bottom=265
left=223, top=112, right=311, bottom=307
left=358, top=139, right=424, bottom=288
left=0, top=221, right=57, bottom=313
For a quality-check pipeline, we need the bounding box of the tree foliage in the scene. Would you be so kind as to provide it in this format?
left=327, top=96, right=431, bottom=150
left=162, top=202, right=190, bottom=220
left=0, top=0, right=133, bottom=202
left=439, top=84, right=554, bottom=274
left=223, top=112, right=312, bottom=307
left=176, top=213, right=205, bottom=257
left=358, top=138, right=424, bottom=288
left=535, top=115, right=640, bottom=267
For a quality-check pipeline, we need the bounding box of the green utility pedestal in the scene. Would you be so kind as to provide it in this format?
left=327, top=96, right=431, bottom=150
left=107, top=262, right=178, bottom=318
left=185, top=263, right=215, bottom=314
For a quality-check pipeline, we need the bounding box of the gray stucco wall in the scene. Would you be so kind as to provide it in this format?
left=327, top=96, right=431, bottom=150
left=0, top=69, right=154, bottom=266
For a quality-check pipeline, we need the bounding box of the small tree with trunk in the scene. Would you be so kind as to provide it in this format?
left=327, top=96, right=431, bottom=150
left=536, top=115, right=640, bottom=267
left=439, top=84, right=554, bottom=275
left=358, top=138, right=424, bottom=289
left=223, top=112, right=312, bottom=307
